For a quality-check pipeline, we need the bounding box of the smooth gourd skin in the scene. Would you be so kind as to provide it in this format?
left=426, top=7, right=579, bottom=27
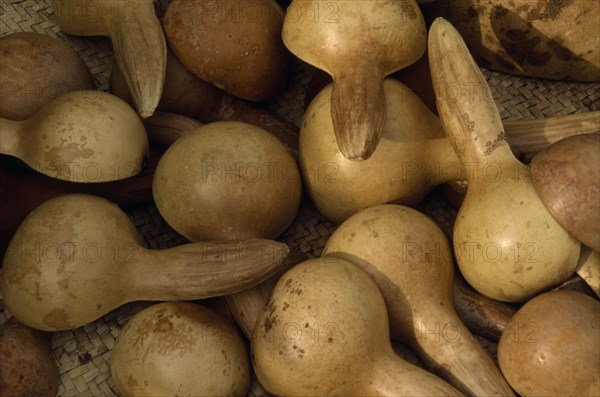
left=323, top=204, right=514, bottom=397
left=153, top=121, right=302, bottom=241
left=111, top=302, right=250, bottom=397
left=498, top=291, right=600, bottom=396
left=300, top=79, right=454, bottom=224
left=0, top=32, right=94, bottom=120
left=1, top=194, right=141, bottom=330
left=252, top=257, right=464, bottom=396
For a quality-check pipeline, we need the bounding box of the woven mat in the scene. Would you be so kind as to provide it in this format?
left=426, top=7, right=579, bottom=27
left=1, top=1, right=599, bottom=396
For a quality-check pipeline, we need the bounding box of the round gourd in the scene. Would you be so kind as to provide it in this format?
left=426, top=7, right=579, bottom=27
left=153, top=121, right=301, bottom=241
left=498, top=291, right=600, bottom=396
left=111, top=302, right=250, bottom=396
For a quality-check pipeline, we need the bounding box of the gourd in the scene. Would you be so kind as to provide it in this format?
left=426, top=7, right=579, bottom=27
left=300, top=79, right=599, bottom=224
left=252, top=257, right=464, bottom=396
left=323, top=204, right=514, bottom=397
left=163, top=0, right=291, bottom=102
left=498, top=291, right=600, bottom=396
left=0, top=318, right=58, bottom=397
left=429, top=18, right=580, bottom=302
left=282, top=0, right=426, bottom=160
left=421, top=0, right=600, bottom=81
left=0, top=90, right=149, bottom=183
left=111, top=302, right=250, bottom=397
left=530, top=133, right=600, bottom=251
left=153, top=121, right=302, bottom=241
left=110, top=50, right=300, bottom=155
left=0, top=32, right=94, bottom=120
left=50, top=0, right=166, bottom=117
left=0, top=194, right=289, bottom=331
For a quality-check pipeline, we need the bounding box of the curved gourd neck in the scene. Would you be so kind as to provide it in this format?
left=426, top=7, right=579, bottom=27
left=0, top=118, right=23, bottom=158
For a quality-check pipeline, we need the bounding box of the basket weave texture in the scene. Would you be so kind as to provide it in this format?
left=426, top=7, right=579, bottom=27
left=0, top=1, right=599, bottom=396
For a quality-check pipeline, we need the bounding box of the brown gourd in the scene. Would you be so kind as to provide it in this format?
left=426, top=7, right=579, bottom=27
left=0, top=318, right=58, bottom=397
left=163, top=0, right=291, bottom=102
left=498, top=291, right=600, bottom=396
left=50, top=0, right=166, bottom=117
left=0, top=32, right=94, bottom=120
left=300, top=79, right=600, bottom=224
left=428, top=18, right=580, bottom=302
left=1, top=194, right=289, bottom=331
left=111, top=302, right=251, bottom=397
left=530, top=133, right=600, bottom=251
left=323, top=204, right=514, bottom=397
left=252, top=257, right=464, bottom=396
left=421, top=0, right=600, bottom=81
left=0, top=90, right=149, bottom=183
left=153, top=121, right=302, bottom=241
left=110, top=50, right=300, bottom=155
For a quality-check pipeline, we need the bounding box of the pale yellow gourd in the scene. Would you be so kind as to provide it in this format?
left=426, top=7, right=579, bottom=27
left=111, top=302, right=250, bottom=397
left=300, top=80, right=600, bottom=224
left=0, top=90, right=148, bottom=183
left=428, top=18, right=580, bottom=302
left=50, top=0, right=166, bottom=117
left=283, top=0, right=426, bottom=160
left=1, top=194, right=288, bottom=331
left=252, top=257, right=464, bottom=396
left=323, top=204, right=513, bottom=397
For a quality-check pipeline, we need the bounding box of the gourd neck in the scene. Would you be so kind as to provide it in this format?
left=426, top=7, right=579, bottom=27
left=123, top=239, right=288, bottom=301
left=0, top=118, right=22, bottom=158
left=330, top=63, right=386, bottom=160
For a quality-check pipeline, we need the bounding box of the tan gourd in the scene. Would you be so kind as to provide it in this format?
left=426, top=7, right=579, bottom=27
left=50, top=0, right=166, bottom=117
left=421, top=0, right=600, bottom=81
left=252, top=257, right=464, bottom=396
left=530, top=133, right=600, bottom=251
left=0, top=32, right=94, bottom=120
left=0, top=318, right=58, bottom=397
left=300, top=80, right=600, bottom=223
left=111, top=302, right=250, bottom=397
left=429, top=18, right=580, bottom=302
left=323, top=204, right=513, bottom=397
left=498, top=291, right=600, bottom=396
left=575, top=247, right=600, bottom=298
left=153, top=121, right=302, bottom=241
left=0, top=194, right=289, bottom=331
left=0, top=90, right=148, bottom=183
left=283, top=0, right=426, bottom=160
left=163, top=0, right=291, bottom=102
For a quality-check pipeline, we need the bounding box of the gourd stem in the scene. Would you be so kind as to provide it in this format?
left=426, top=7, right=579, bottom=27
left=429, top=18, right=514, bottom=167
left=0, top=118, right=22, bottom=157
left=331, top=64, right=386, bottom=160
left=125, top=239, right=288, bottom=301
left=106, top=1, right=166, bottom=118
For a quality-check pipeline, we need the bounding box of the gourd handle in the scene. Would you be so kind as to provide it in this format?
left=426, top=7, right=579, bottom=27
left=128, top=239, right=289, bottom=300
left=331, top=64, right=386, bottom=160
left=107, top=1, right=166, bottom=118
left=0, top=118, right=22, bottom=157
left=429, top=18, right=514, bottom=166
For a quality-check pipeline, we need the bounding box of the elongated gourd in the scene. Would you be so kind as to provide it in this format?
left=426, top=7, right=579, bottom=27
left=0, top=90, right=149, bottom=183
left=283, top=0, right=426, bottom=160
left=498, top=291, right=600, bottom=396
left=0, top=194, right=289, bottom=331
left=323, top=205, right=514, bottom=397
left=300, top=79, right=600, bottom=224
left=252, top=257, right=464, bottom=396
left=428, top=18, right=580, bottom=302
left=111, top=302, right=250, bottom=397
left=50, top=0, right=166, bottom=117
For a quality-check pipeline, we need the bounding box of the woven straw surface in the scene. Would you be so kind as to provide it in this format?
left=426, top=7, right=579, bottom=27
left=1, top=0, right=599, bottom=396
